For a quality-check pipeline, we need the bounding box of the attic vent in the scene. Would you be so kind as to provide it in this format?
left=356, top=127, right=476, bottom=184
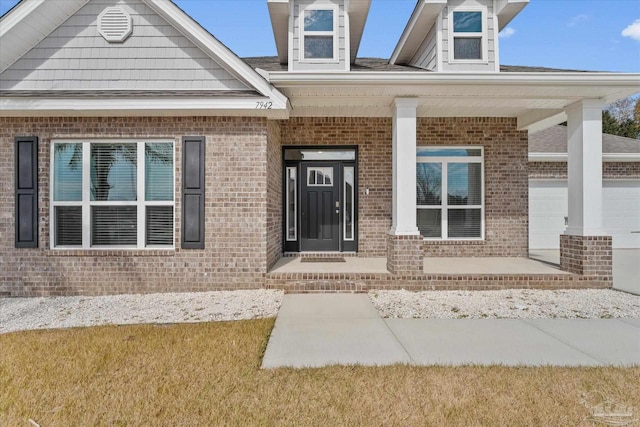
left=98, top=7, right=132, bottom=43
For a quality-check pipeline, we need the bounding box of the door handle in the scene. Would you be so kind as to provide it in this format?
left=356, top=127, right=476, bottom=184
left=335, top=200, right=340, bottom=214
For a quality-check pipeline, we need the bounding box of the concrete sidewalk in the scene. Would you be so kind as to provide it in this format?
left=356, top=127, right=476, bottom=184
left=262, top=294, right=640, bottom=369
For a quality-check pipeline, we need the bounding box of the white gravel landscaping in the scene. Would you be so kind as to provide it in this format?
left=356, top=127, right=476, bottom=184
left=369, top=289, right=640, bottom=319
left=0, top=290, right=283, bottom=335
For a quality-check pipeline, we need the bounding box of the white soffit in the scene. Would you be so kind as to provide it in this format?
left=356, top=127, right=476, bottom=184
left=0, top=0, right=88, bottom=73
left=390, top=0, right=447, bottom=65
left=266, top=71, right=640, bottom=121
left=496, top=0, right=530, bottom=31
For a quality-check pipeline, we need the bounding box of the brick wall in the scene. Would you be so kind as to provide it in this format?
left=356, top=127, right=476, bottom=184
left=529, top=161, right=640, bottom=179
left=280, top=117, right=393, bottom=256
left=0, top=116, right=270, bottom=296
left=266, top=120, right=282, bottom=270
left=417, top=118, right=529, bottom=257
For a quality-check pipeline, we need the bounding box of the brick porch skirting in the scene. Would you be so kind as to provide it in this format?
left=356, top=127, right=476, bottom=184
left=265, top=272, right=609, bottom=293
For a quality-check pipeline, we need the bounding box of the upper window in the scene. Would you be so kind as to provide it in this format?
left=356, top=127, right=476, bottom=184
left=301, top=6, right=337, bottom=61
left=51, top=141, right=174, bottom=249
left=451, top=10, right=485, bottom=61
left=416, top=147, right=484, bottom=240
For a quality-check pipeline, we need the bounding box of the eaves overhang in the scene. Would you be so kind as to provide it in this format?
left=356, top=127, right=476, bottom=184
left=266, top=71, right=640, bottom=125
left=0, top=93, right=290, bottom=119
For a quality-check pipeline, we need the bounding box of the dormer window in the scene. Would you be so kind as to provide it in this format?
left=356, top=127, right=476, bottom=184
left=450, top=9, right=486, bottom=62
left=301, top=6, right=338, bottom=61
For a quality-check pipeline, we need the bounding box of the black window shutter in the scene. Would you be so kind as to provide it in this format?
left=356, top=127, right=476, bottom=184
left=182, top=136, right=206, bottom=249
left=15, top=136, right=39, bottom=248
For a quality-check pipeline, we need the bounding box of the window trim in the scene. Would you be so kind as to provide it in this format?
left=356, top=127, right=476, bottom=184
left=285, top=166, right=297, bottom=242
left=299, top=4, right=339, bottom=63
left=447, top=7, right=488, bottom=64
left=50, top=139, right=176, bottom=250
left=416, top=146, right=485, bottom=241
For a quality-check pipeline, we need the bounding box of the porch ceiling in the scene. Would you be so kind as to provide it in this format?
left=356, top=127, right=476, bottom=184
left=268, top=72, right=640, bottom=130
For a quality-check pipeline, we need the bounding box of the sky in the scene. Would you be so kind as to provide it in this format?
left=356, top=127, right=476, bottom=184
left=1, top=0, right=639, bottom=72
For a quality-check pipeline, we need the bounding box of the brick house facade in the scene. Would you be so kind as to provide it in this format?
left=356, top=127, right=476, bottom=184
left=2, top=0, right=638, bottom=296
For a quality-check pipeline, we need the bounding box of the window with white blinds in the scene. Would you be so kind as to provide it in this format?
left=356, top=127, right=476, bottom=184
left=51, top=141, right=175, bottom=249
left=416, top=147, right=484, bottom=240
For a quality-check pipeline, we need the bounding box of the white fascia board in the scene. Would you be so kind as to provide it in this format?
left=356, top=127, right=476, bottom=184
left=390, top=0, right=447, bottom=65
left=347, top=0, right=372, bottom=62
left=529, top=153, right=640, bottom=162
left=144, top=0, right=289, bottom=110
left=0, top=0, right=47, bottom=37
left=495, top=0, right=530, bottom=31
left=267, top=0, right=289, bottom=64
left=267, top=71, right=640, bottom=87
left=0, top=97, right=289, bottom=118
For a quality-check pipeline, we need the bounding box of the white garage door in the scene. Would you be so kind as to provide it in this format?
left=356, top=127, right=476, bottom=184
left=529, top=179, right=640, bottom=249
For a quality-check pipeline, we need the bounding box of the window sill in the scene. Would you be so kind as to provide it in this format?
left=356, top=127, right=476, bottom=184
left=47, top=249, right=176, bottom=257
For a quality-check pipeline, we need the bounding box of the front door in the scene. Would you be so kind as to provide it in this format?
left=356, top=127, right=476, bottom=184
left=300, top=163, right=340, bottom=251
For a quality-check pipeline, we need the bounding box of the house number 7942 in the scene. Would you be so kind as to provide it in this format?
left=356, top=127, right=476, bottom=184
left=255, top=101, right=273, bottom=109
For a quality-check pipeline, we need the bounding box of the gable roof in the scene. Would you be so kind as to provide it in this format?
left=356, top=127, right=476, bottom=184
left=0, top=0, right=288, bottom=115
left=529, top=125, right=640, bottom=162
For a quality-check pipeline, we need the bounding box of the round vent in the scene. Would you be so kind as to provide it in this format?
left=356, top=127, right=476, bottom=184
left=98, top=7, right=132, bottom=43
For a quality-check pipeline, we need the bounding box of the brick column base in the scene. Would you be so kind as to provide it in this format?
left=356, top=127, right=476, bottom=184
left=387, top=234, right=423, bottom=276
left=560, top=234, right=613, bottom=285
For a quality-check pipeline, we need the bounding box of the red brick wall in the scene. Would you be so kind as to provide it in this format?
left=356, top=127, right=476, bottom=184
left=1, top=117, right=270, bottom=296
left=280, top=117, right=393, bottom=256
left=529, top=161, right=640, bottom=179
left=417, top=118, right=530, bottom=257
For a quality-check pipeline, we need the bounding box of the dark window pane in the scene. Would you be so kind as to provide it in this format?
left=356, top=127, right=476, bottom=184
left=91, top=206, right=137, bottom=246
left=454, top=37, right=482, bottom=60
left=146, top=206, right=173, bottom=246
left=53, top=143, right=82, bottom=201
left=91, top=143, right=137, bottom=201
left=417, top=163, right=442, bottom=205
left=304, top=36, right=334, bottom=59
left=417, top=148, right=481, bottom=157
left=448, top=163, right=482, bottom=206
left=145, top=143, right=174, bottom=201
left=453, top=11, right=482, bottom=32
left=448, top=209, right=482, bottom=238
left=304, top=10, right=333, bottom=31
left=417, top=209, right=442, bottom=238
left=55, top=206, right=82, bottom=246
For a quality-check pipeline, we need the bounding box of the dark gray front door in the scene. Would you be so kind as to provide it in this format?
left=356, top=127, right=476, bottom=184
left=300, top=163, right=340, bottom=251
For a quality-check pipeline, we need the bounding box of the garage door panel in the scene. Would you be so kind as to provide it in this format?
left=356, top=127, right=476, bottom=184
left=529, top=179, right=640, bottom=249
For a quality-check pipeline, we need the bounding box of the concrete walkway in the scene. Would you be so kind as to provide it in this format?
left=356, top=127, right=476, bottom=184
left=262, top=294, right=640, bottom=368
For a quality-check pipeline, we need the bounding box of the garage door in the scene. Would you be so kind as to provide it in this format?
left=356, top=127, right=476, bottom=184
left=529, top=179, right=640, bottom=249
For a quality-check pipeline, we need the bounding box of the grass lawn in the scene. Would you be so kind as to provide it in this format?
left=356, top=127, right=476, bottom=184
left=1, top=319, right=638, bottom=426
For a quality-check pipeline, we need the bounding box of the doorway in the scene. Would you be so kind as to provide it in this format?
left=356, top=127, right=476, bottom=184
left=283, top=147, right=357, bottom=253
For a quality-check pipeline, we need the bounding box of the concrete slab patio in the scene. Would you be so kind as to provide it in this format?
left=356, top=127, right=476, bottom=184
left=263, top=294, right=640, bottom=369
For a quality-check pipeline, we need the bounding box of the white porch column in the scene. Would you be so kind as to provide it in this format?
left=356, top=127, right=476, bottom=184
left=390, top=98, right=420, bottom=236
left=565, top=99, right=606, bottom=236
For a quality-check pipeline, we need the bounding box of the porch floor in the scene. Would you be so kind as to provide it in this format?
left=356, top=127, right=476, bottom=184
left=269, top=256, right=569, bottom=275
left=270, top=257, right=390, bottom=274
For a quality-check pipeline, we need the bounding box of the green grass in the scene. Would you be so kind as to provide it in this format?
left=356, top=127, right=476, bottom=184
left=1, top=320, right=638, bottom=426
